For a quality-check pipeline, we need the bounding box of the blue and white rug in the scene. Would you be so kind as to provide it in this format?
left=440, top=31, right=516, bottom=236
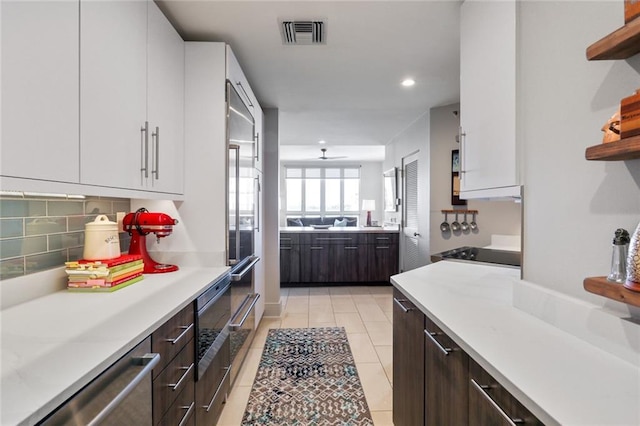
left=242, top=327, right=373, bottom=425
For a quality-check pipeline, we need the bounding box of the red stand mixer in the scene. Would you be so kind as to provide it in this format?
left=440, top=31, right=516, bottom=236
left=123, top=208, right=179, bottom=273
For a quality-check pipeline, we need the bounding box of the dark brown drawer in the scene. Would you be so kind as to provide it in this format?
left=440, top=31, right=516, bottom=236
left=280, top=232, right=300, bottom=245
left=366, top=232, right=399, bottom=245
left=152, top=303, right=195, bottom=377
left=156, top=371, right=195, bottom=426
left=153, top=339, right=195, bottom=423
left=300, top=232, right=367, bottom=245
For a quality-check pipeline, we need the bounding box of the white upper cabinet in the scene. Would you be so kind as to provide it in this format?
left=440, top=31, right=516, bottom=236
left=147, top=1, right=185, bottom=194
left=80, top=0, right=148, bottom=190
left=459, top=0, right=520, bottom=199
left=81, top=0, right=184, bottom=195
left=1, top=0, right=80, bottom=183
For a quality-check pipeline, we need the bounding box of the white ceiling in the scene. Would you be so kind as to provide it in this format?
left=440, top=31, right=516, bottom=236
left=157, top=0, right=462, bottom=161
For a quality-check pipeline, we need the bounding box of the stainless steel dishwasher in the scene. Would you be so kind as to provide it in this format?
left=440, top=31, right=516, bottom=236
left=40, top=336, right=159, bottom=425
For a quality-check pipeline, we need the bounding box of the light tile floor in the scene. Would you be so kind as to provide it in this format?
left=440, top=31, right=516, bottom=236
left=217, top=285, right=394, bottom=426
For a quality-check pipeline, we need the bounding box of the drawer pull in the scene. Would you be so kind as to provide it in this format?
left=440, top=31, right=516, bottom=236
left=316, top=237, right=351, bottom=241
left=178, top=401, right=195, bottom=426
left=470, top=379, right=524, bottom=425
left=376, top=246, right=390, bottom=249
left=230, top=293, right=260, bottom=329
left=280, top=246, right=292, bottom=250
left=168, top=363, right=194, bottom=392
left=424, top=329, right=452, bottom=356
left=344, top=246, right=358, bottom=250
left=376, top=237, right=390, bottom=240
left=205, top=367, right=231, bottom=412
left=165, top=323, right=194, bottom=345
left=393, top=297, right=413, bottom=313
left=310, top=246, right=324, bottom=250
left=281, top=237, right=291, bottom=241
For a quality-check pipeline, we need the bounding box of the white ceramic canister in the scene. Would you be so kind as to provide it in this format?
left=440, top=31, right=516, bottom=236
left=83, top=215, right=121, bottom=260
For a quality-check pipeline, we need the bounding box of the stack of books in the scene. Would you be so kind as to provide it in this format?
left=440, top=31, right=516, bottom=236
left=65, top=254, right=144, bottom=292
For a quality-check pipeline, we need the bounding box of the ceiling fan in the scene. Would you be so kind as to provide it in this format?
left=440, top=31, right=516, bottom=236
left=317, top=148, right=347, bottom=160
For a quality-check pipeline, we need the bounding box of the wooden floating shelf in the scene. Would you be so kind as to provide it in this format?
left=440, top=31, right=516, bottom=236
left=440, top=209, right=478, bottom=214
left=583, top=276, right=640, bottom=307
left=586, top=17, right=640, bottom=60
left=585, top=135, right=640, bottom=160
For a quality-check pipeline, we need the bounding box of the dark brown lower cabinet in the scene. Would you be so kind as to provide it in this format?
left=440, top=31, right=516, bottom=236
left=392, top=288, right=425, bottom=426
left=393, top=287, right=545, bottom=426
left=282, top=231, right=399, bottom=284
left=424, top=317, right=469, bottom=425
left=469, top=359, right=544, bottom=425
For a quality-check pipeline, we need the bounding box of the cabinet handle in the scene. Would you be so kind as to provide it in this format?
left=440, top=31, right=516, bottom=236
left=140, top=121, right=149, bottom=178
left=317, top=237, right=352, bottom=241
left=152, top=126, right=160, bottom=180
left=470, top=379, right=524, bottom=425
left=280, top=246, right=292, bottom=250
left=204, top=367, right=231, bottom=412
left=344, top=246, right=358, bottom=250
left=230, top=293, right=260, bottom=329
left=281, top=238, right=291, bottom=241
left=177, top=401, right=195, bottom=426
left=165, top=323, right=194, bottom=345
left=255, top=132, right=260, bottom=161
left=459, top=126, right=467, bottom=177
left=168, top=363, right=194, bottom=392
left=236, top=81, right=254, bottom=108
left=376, top=237, right=390, bottom=240
left=424, top=329, right=452, bottom=356
left=393, top=297, right=413, bottom=313
left=255, top=176, right=260, bottom=232
left=310, top=246, right=324, bottom=250
left=376, top=246, right=390, bottom=249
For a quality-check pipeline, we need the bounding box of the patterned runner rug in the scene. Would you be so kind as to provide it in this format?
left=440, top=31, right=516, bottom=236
left=242, top=327, right=373, bottom=425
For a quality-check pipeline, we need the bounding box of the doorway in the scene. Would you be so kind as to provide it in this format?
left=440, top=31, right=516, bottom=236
left=401, top=151, right=422, bottom=272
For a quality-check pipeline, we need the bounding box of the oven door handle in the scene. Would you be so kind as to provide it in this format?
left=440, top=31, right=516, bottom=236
left=229, top=293, right=260, bottom=330
left=230, top=257, right=260, bottom=281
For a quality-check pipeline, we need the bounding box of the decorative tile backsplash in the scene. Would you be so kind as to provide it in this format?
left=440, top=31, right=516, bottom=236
left=0, top=195, right=131, bottom=280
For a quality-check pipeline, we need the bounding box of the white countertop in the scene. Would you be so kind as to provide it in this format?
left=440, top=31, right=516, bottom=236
left=391, top=261, right=640, bottom=426
left=1, top=266, right=230, bottom=426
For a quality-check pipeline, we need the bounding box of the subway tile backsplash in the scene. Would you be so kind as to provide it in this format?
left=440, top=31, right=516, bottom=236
left=0, top=195, right=132, bottom=280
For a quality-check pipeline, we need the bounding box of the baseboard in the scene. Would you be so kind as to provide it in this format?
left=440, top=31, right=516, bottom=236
left=264, top=299, right=283, bottom=317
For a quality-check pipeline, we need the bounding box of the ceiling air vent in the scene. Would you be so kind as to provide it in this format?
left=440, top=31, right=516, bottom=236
left=279, top=19, right=326, bottom=45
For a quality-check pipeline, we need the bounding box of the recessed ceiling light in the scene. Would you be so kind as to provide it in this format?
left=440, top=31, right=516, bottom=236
left=401, top=78, right=415, bottom=87
left=318, top=140, right=326, bottom=144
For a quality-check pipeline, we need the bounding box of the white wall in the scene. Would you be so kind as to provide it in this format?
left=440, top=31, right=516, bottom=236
left=518, top=1, right=640, bottom=313
left=263, top=108, right=282, bottom=317
left=278, top=161, right=384, bottom=226
left=384, top=112, right=431, bottom=270
left=429, top=103, right=522, bottom=255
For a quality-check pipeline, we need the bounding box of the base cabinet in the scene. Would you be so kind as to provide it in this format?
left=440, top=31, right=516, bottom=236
left=469, top=359, right=544, bottom=426
left=281, top=231, right=399, bottom=284
left=392, top=289, right=425, bottom=426
left=151, top=304, right=195, bottom=426
left=424, top=317, right=469, bottom=425
left=393, top=287, right=543, bottom=426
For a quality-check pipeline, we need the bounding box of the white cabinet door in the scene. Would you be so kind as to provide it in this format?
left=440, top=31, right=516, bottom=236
left=1, top=0, right=79, bottom=183
left=147, top=1, right=185, bottom=194
left=459, top=0, right=519, bottom=199
left=80, top=0, right=148, bottom=190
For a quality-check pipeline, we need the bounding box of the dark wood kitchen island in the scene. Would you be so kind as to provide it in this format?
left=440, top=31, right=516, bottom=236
left=279, top=227, right=400, bottom=286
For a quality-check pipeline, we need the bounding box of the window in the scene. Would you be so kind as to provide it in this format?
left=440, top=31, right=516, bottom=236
left=285, top=167, right=360, bottom=216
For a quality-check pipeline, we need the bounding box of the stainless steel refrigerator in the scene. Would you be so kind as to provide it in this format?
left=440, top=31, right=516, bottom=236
left=226, top=80, right=260, bottom=384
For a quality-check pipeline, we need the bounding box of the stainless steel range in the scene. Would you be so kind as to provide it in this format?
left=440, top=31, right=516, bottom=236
left=431, top=246, right=521, bottom=268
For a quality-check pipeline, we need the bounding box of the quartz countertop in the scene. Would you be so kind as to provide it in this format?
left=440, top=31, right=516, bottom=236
left=1, top=266, right=230, bottom=426
left=279, top=226, right=400, bottom=233
left=391, top=261, right=640, bottom=426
